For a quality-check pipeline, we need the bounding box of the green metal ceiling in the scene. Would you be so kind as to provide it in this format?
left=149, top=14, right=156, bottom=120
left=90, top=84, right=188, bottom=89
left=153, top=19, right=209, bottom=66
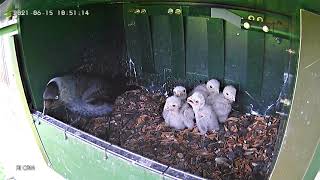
left=10, top=0, right=320, bottom=16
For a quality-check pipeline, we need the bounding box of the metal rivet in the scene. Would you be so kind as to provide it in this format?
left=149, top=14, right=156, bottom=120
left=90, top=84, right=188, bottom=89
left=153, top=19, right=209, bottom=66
left=175, top=9, right=182, bottom=15
left=286, top=49, right=296, bottom=54
left=280, top=99, right=291, bottom=106
left=236, top=33, right=240, bottom=36
left=275, top=37, right=282, bottom=44
left=64, top=130, right=68, bottom=140
left=262, top=25, right=269, bottom=32
left=248, top=15, right=255, bottom=21
left=257, top=16, right=264, bottom=22
left=105, top=148, right=108, bottom=160
left=168, top=8, right=174, bottom=14
left=140, top=9, right=146, bottom=14
left=134, top=9, right=140, bottom=14
left=243, top=22, right=250, bottom=29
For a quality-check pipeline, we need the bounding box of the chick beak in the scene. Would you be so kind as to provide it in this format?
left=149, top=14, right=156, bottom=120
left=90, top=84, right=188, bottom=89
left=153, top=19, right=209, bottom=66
left=187, top=98, right=194, bottom=105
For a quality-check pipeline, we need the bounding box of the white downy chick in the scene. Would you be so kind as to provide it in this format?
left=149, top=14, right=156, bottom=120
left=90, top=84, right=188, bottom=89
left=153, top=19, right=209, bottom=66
left=187, top=92, right=219, bottom=134
left=212, top=85, right=236, bottom=123
left=206, top=79, right=220, bottom=105
left=173, top=86, right=194, bottom=129
left=162, top=96, right=186, bottom=130
left=173, top=86, right=187, bottom=101
left=190, top=84, right=209, bottom=99
left=180, top=103, right=195, bottom=129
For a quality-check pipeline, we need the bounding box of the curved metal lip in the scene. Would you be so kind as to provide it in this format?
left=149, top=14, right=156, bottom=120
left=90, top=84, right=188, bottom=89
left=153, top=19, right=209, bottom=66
left=32, top=111, right=206, bottom=180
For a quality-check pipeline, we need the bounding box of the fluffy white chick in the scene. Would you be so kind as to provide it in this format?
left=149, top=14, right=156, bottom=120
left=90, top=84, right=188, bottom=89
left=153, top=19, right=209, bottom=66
left=180, top=103, right=195, bottom=129
left=190, top=79, right=220, bottom=102
left=206, top=79, right=220, bottom=105
left=212, top=85, right=236, bottom=123
left=187, top=92, right=219, bottom=134
left=173, top=86, right=187, bottom=101
left=162, top=96, right=186, bottom=130
left=190, top=84, right=209, bottom=98
left=173, top=86, right=194, bottom=129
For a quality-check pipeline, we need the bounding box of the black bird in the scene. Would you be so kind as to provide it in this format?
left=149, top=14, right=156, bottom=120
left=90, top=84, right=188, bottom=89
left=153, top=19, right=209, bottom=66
left=43, top=74, right=136, bottom=120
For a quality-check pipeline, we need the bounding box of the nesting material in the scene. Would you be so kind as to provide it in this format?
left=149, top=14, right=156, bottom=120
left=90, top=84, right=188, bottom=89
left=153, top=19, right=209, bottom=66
left=75, top=89, right=280, bottom=180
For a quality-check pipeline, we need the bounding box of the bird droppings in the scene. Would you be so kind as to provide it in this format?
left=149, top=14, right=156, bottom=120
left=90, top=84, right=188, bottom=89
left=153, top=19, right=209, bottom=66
left=49, top=88, right=281, bottom=180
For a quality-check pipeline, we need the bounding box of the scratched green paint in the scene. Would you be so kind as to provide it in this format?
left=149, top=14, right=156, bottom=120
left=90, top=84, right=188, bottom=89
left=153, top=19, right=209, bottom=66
left=35, top=118, right=162, bottom=180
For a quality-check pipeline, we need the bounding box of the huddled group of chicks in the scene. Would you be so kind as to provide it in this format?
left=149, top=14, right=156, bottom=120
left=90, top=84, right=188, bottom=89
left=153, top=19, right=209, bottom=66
left=162, top=79, right=237, bottom=134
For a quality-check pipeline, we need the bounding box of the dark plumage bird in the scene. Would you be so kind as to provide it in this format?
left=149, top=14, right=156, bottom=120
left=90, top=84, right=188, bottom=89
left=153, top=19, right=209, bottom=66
left=43, top=74, right=137, bottom=119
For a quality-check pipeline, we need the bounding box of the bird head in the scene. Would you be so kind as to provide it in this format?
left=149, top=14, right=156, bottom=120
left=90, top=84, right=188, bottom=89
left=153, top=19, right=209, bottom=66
left=223, top=85, right=236, bottom=102
left=164, top=96, right=182, bottom=112
left=43, top=79, right=62, bottom=109
left=206, top=79, right=220, bottom=94
left=173, top=86, right=187, bottom=100
left=187, top=92, right=205, bottom=110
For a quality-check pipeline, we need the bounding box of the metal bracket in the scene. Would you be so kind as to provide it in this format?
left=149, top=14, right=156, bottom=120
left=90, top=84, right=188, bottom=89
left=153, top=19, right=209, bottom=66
left=64, top=129, right=68, bottom=140
left=104, top=148, right=108, bottom=160
left=280, top=98, right=291, bottom=106
left=286, top=49, right=296, bottom=55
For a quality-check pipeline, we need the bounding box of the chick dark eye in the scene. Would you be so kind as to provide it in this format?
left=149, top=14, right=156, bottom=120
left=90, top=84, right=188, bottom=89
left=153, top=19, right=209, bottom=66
left=195, top=100, right=199, bottom=103
left=226, top=93, right=229, bottom=95
left=172, top=105, right=176, bottom=107
left=183, top=90, right=186, bottom=92
left=210, top=86, right=212, bottom=88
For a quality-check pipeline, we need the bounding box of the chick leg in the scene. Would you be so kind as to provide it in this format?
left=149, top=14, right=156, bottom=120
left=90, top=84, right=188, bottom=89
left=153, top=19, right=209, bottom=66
left=197, top=121, right=208, bottom=135
left=183, top=118, right=194, bottom=129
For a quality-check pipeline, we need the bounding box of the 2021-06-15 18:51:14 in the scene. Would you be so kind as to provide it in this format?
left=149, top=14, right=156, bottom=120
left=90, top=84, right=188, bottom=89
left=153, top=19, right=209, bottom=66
left=14, top=9, right=90, bottom=16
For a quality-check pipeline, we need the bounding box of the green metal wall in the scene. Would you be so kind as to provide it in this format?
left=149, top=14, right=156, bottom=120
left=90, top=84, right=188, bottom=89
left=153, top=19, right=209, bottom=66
left=19, top=4, right=126, bottom=110
left=15, top=0, right=320, bottom=17
left=123, top=4, right=292, bottom=113
left=19, top=3, right=294, bottom=114
left=270, top=9, right=320, bottom=180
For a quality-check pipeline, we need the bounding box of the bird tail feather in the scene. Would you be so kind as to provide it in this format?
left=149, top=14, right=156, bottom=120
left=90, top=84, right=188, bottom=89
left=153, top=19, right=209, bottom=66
left=68, top=101, right=113, bottom=118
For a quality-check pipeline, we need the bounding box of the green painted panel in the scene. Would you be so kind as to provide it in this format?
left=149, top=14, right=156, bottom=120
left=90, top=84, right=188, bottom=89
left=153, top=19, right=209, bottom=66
left=151, top=15, right=172, bottom=79
left=20, top=4, right=126, bottom=109
left=17, top=3, right=294, bottom=114
left=261, top=34, right=290, bottom=107
left=224, top=21, right=247, bottom=110
left=17, top=0, right=320, bottom=17
left=207, top=18, right=224, bottom=81
left=169, top=15, right=185, bottom=79
left=0, top=23, right=17, bottom=36
left=124, top=5, right=155, bottom=75
left=224, top=21, right=247, bottom=87
left=0, top=162, right=5, bottom=180
left=270, top=10, right=320, bottom=180
left=186, top=17, right=208, bottom=80
left=35, top=119, right=162, bottom=180
left=246, top=31, right=264, bottom=98
left=304, top=142, right=320, bottom=180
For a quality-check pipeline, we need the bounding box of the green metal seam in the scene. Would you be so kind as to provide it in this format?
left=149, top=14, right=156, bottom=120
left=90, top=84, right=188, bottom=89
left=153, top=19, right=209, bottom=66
left=303, top=138, right=320, bottom=180
left=0, top=23, right=17, bottom=36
